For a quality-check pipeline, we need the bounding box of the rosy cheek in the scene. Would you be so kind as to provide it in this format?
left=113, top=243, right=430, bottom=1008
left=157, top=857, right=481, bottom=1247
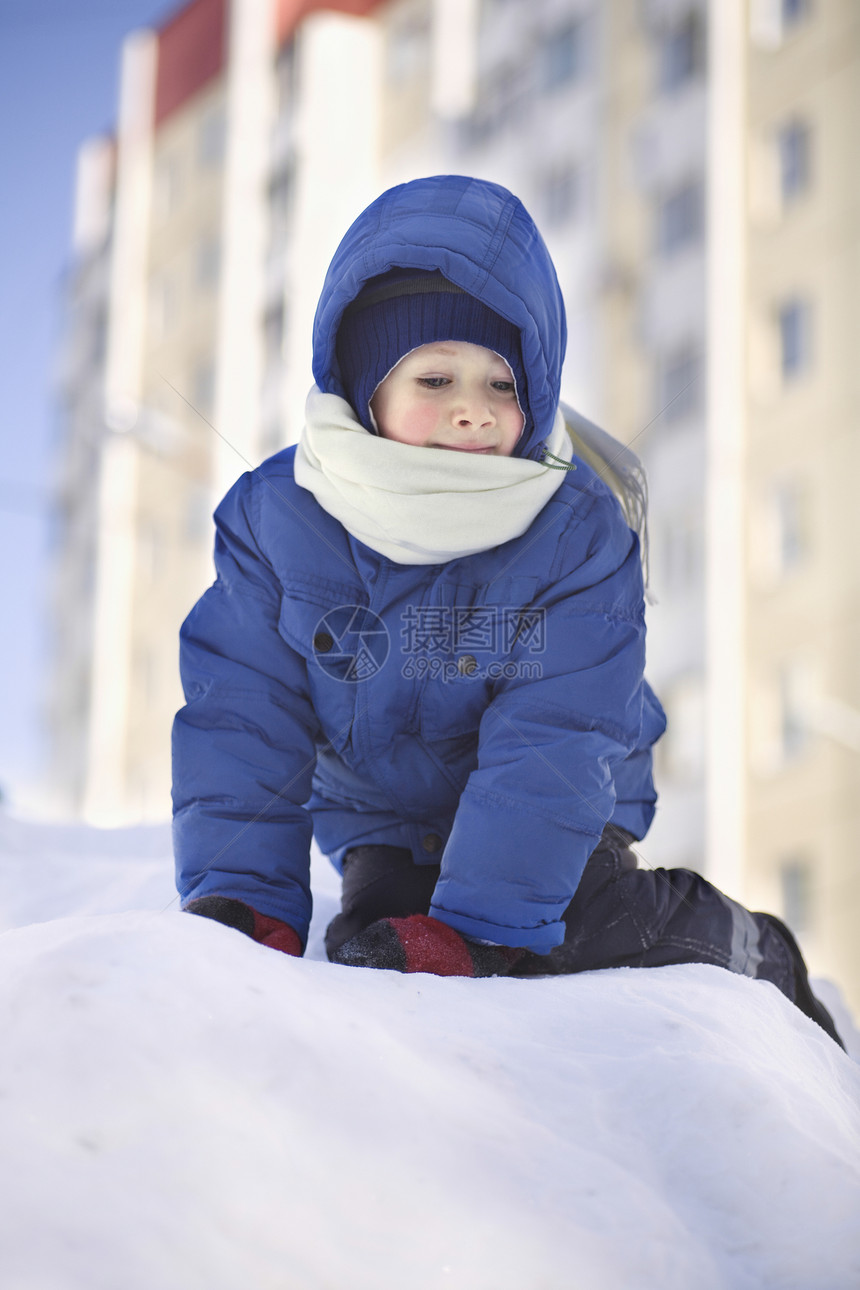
left=397, top=403, right=440, bottom=444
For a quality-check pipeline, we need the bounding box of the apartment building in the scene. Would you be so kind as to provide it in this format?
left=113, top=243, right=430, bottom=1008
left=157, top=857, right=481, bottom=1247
left=739, top=0, right=860, bottom=1002
left=375, top=0, right=710, bottom=876
left=595, top=1, right=709, bottom=878
left=49, top=0, right=383, bottom=824
left=335, top=0, right=860, bottom=1006
left=48, top=137, right=118, bottom=814
left=380, top=0, right=610, bottom=419
left=600, top=0, right=860, bottom=1006
left=49, top=0, right=858, bottom=1004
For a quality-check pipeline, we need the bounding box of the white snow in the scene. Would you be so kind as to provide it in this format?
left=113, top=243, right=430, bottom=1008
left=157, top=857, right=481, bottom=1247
left=0, top=811, right=858, bottom=1290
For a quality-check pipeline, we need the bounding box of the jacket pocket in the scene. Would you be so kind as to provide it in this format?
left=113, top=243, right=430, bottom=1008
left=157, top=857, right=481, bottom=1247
left=277, top=582, right=367, bottom=755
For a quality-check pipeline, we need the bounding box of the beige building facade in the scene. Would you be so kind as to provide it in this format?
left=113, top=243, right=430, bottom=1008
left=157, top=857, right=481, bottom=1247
left=50, top=0, right=384, bottom=825
left=50, top=0, right=858, bottom=1005
left=740, top=0, right=860, bottom=1005
left=353, top=0, right=860, bottom=1006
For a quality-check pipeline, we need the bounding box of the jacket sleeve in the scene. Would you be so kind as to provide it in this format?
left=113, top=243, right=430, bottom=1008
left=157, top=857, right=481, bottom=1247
left=430, top=492, right=649, bottom=955
left=172, top=472, right=321, bottom=944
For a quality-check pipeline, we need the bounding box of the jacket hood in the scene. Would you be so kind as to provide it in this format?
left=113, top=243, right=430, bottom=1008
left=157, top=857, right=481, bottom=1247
left=311, top=175, right=568, bottom=461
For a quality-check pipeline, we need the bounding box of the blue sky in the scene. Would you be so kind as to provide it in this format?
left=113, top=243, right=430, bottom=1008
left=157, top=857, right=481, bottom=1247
left=0, top=1, right=175, bottom=811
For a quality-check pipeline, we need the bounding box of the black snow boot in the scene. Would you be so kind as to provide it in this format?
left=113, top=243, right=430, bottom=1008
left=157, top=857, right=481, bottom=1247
left=757, top=913, right=845, bottom=1050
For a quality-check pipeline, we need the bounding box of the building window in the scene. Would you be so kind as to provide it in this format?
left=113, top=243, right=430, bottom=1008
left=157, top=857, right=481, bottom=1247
left=150, top=273, right=179, bottom=340
left=656, top=346, right=702, bottom=422
left=772, top=480, right=810, bottom=572
left=778, top=297, right=812, bottom=381
left=268, top=163, right=295, bottom=249
left=386, top=10, right=430, bottom=85
left=779, top=661, right=810, bottom=761
left=752, top=479, right=811, bottom=585
left=750, top=0, right=812, bottom=47
left=261, top=416, right=286, bottom=457
left=91, top=306, right=107, bottom=365
left=539, top=163, right=580, bottom=226
left=462, top=61, right=527, bottom=143
left=777, top=119, right=811, bottom=205
left=275, top=40, right=299, bottom=118
left=195, top=234, right=220, bottom=290
left=263, top=301, right=285, bottom=369
left=138, top=648, right=159, bottom=706
left=540, top=19, right=586, bottom=92
left=658, top=11, right=705, bottom=93
left=658, top=510, right=703, bottom=594
left=184, top=484, right=212, bottom=544
left=780, top=856, right=813, bottom=935
left=656, top=180, right=703, bottom=256
left=657, top=672, right=706, bottom=785
left=197, top=108, right=225, bottom=167
left=782, top=0, right=811, bottom=29
left=138, top=521, right=164, bottom=582
left=192, top=359, right=215, bottom=418
left=154, top=153, right=182, bottom=222
left=750, top=660, right=818, bottom=775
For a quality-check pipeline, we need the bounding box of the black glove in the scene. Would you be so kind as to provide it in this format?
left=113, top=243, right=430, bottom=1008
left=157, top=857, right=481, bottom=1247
left=329, top=913, right=522, bottom=977
left=185, top=895, right=302, bottom=957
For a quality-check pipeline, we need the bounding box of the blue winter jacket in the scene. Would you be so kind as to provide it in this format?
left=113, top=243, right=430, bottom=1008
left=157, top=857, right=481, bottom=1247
left=172, top=175, right=666, bottom=954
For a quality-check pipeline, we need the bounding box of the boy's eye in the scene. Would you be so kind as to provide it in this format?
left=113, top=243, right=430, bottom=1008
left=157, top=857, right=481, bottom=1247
left=417, top=376, right=450, bottom=388
left=492, top=380, right=515, bottom=393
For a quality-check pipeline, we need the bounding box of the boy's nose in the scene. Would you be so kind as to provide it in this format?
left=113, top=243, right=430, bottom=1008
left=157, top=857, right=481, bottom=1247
left=453, top=395, right=495, bottom=427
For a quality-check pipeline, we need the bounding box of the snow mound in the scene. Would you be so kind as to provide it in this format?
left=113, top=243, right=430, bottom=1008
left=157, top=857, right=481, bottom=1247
left=0, top=817, right=858, bottom=1290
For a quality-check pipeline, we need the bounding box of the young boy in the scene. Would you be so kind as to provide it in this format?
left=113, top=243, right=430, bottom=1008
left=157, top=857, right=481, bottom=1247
left=173, top=175, right=842, bottom=1045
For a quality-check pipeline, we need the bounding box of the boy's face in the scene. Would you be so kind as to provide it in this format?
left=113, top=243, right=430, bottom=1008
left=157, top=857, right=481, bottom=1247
left=369, top=341, right=524, bottom=456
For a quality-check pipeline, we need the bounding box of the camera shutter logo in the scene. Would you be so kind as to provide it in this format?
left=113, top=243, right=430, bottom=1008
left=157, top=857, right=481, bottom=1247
left=312, top=605, right=390, bottom=681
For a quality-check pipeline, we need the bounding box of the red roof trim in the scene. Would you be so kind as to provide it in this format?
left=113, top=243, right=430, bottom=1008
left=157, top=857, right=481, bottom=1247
left=276, top=0, right=383, bottom=49
left=154, top=0, right=227, bottom=128
left=152, top=0, right=382, bottom=127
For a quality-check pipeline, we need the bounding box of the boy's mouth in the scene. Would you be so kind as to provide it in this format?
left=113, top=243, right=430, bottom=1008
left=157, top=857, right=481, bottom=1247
left=435, top=445, right=494, bottom=454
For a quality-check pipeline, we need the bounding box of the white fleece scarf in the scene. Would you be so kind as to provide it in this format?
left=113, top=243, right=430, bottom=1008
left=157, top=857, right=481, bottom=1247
left=294, top=386, right=574, bottom=565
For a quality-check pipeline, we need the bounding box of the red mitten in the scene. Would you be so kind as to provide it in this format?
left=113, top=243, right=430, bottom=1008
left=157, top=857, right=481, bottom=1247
left=329, top=913, right=522, bottom=977
left=185, top=895, right=302, bottom=957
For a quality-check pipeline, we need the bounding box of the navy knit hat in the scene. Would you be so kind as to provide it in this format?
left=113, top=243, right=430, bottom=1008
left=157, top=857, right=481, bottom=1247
left=335, top=269, right=529, bottom=438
